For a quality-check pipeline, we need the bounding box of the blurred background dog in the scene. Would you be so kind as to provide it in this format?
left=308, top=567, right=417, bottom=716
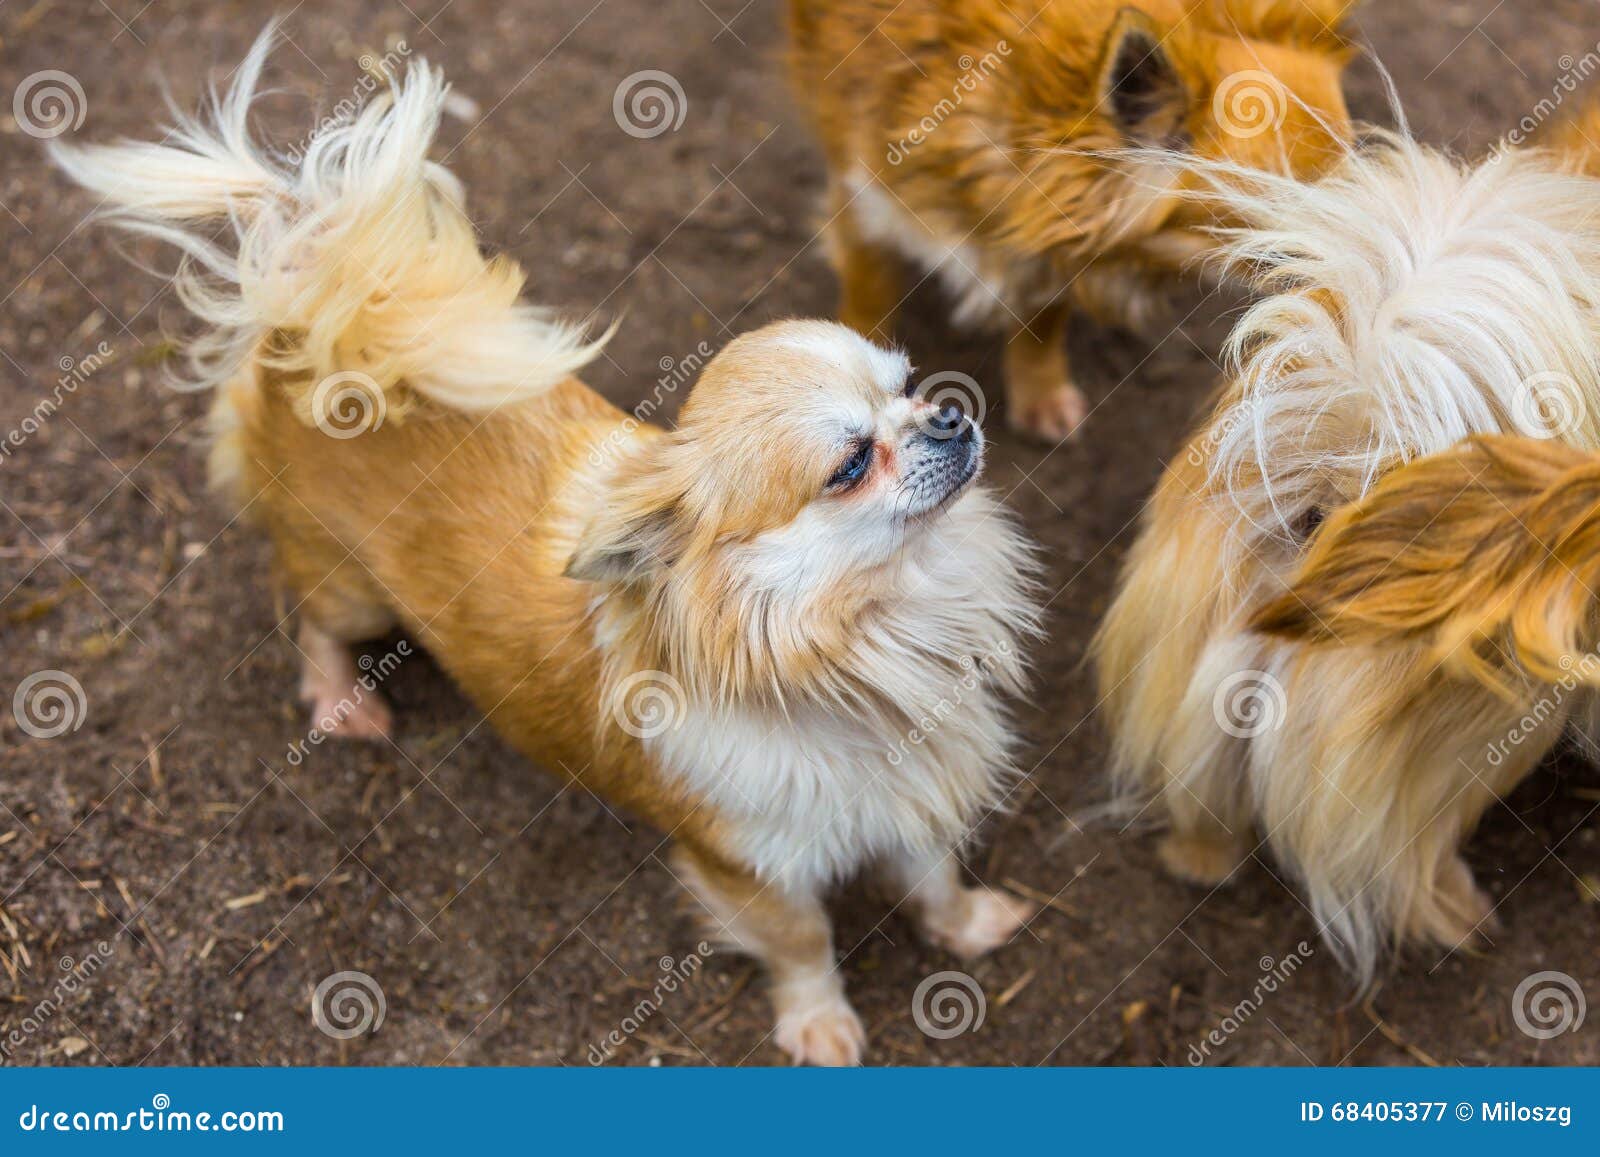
left=788, top=0, right=1354, bottom=440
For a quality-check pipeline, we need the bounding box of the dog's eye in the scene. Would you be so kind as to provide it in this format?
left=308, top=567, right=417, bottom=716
left=1292, top=506, right=1325, bottom=543
left=901, top=376, right=919, bottom=399
left=828, top=441, right=874, bottom=489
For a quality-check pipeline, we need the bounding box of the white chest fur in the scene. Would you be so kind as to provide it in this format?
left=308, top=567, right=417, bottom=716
left=642, top=490, right=1037, bottom=892
left=649, top=677, right=1016, bottom=892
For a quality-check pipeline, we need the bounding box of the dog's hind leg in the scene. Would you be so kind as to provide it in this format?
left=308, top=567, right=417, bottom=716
left=828, top=186, right=903, bottom=344
left=1255, top=663, right=1559, bottom=980
left=280, top=538, right=398, bottom=741
left=1148, top=641, right=1263, bottom=886
left=671, top=844, right=864, bottom=1066
left=1004, top=302, right=1088, bottom=443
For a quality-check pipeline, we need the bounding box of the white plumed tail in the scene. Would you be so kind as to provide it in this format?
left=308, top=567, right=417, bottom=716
left=1187, top=130, right=1600, bottom=536
left=49, top=25, right=604, bottom=420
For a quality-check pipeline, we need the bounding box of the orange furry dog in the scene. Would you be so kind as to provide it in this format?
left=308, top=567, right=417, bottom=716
left=1094, top=121, right=1600, bottom=983
left=787, top=0, right=1355, bottom=440
left=54, top=33, right=1043, bottom=1065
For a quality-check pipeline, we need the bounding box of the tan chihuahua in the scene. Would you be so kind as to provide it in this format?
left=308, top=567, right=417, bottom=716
left=788, top=0, right=1355, bottom=440
left=55, top=32, right=1043, bottom=1065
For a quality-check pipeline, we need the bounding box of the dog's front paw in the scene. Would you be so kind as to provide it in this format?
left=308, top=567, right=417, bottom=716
left=1007, top=382, right=1087, bottom=443
left=924, top=887, right=1036, bottom=960
left=301, top=685, right=394, bottom=741
left=774, top=994, right=866, bottom=1067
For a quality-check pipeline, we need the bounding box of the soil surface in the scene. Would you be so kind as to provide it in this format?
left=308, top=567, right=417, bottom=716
left=2, top=0, right=1598, bottom=1067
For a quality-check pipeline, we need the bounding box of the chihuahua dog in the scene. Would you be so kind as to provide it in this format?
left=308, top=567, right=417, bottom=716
left=787, top=0, right=1355, bottom=441
left=1092, top=123, right=1600, bottom=983
left=55, top=32, right=1042, bottom=1065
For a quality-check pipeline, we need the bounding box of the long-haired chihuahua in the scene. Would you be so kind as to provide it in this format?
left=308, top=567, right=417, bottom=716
left=1093, top=117, right=1600, bottom=983
left=53, top=30, right=1042, bottom=1065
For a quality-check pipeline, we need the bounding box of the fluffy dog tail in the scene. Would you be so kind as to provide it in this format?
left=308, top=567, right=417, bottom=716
left=1254, top=434, right=1600, bottom=693
left=49, top=25, right=602, bottom=422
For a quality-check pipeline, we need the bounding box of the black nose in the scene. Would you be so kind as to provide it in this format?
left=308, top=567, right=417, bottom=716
left=928, top=401, right=967, bottom=435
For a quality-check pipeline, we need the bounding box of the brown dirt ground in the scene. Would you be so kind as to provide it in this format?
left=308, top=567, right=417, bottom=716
left=2, top=0, right=1598, bottom=1068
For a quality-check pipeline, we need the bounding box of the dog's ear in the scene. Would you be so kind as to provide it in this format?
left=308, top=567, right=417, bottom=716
left=1100, top=8, right=1189, bottom=144
left=564, top=441, right=691, bottom=584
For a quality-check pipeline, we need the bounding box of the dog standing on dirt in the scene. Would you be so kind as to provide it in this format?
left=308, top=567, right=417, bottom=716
left=1093, top=122, right=1600, bottom=983
left=54, top=32, right=1043, bottom=1065
left=786, top=0, right=1355, bottom=441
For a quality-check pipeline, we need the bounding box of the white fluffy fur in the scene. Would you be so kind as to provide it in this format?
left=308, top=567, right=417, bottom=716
left=651, top=488, right=1037, bottom=892
left=1205, top=133, right=1600, bottom=535
left=48, top=24, right=603, bottom=416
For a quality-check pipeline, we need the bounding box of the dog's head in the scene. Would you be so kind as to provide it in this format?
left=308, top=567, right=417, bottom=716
left=567, top=320, right=982, bottom=585
left=985, top=1, right=1354, bottom=262
left=566, top=321, right=1032, bottom=711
